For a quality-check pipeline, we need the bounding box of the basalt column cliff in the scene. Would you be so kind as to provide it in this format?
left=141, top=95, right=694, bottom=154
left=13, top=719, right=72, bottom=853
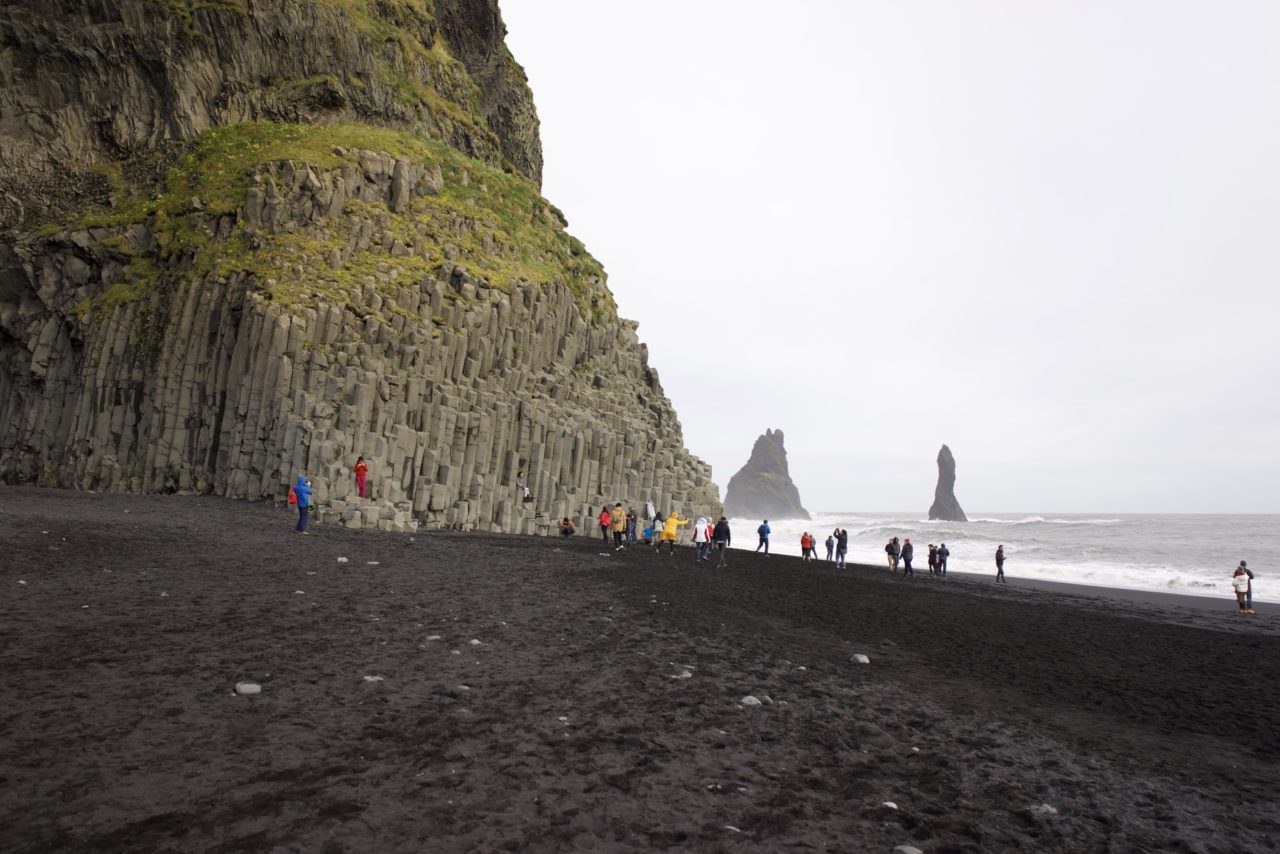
left=0, top=0, right=721, bottom=532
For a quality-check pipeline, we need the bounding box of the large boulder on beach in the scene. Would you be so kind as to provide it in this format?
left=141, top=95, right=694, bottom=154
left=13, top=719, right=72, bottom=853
left=928, top=444, right=968, bottom=522
left=723, top=429, right=809, bottom=520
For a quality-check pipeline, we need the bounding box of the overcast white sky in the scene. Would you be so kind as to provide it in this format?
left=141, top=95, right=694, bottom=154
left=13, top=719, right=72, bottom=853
left=503, top=1, right=1280, bottom=514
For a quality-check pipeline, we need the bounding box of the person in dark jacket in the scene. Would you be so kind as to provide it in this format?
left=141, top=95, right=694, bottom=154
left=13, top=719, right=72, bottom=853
left=713, top=517, right=732, bottom=567
left=937, top=543, right=950, bottom=576
left=825, top=533, right=835, bottom=561
left=927, top=544, right=938, bottom=576
left=1240, top=560, right=1255, bottom=614
left=885, top=538, right=900, bottom=571
left=995, top=545, right=1006, bottom=583
left=293, top=475, right=313, bottom=533
left=835, top=529, right=848, bottom=568
left=901, top=539, right=915, bottom=575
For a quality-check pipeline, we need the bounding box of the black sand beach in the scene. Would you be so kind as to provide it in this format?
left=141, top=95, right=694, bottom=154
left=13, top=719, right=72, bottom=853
left=1, top=487, right=1277, bottom=852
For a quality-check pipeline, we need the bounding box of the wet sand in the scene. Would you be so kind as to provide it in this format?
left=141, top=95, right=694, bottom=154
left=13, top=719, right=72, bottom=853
left=1, top=486, right=1277, bottom=852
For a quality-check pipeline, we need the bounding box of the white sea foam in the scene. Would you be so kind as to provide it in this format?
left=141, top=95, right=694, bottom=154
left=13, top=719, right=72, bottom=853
left=726, top=512, right=1277, bottom=603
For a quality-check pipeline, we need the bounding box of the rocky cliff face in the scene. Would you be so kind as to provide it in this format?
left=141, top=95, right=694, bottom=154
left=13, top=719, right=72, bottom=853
left=0, top=0, right=720, bottom=533
left=722, top=429, right=809, bottom=521
left=928, top=444, right=967, bottom=522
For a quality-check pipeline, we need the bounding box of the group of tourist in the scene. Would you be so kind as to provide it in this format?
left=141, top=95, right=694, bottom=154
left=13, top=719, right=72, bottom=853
left=285, top=473, right=1259, bottom=614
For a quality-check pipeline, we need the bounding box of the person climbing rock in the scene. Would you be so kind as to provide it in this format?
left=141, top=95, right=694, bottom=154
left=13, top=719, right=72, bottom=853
left=354, top=456, right=368, bottom=498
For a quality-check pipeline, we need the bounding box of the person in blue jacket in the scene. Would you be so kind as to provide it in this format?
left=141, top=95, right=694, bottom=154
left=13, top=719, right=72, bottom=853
left=756, top=520, right=770, bottom=554
left=294, top=475, right=313, bottom=533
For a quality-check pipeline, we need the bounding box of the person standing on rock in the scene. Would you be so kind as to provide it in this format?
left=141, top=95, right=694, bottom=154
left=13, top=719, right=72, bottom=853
left=901, top=539, right=915, bottom=575
left=293, top=475, right=313, bottom=534
left=1238, top=560, right=1255, bottom=615
left=937, top=543, right=950, bottom=576
left=756, top=520, right=771, bottom=554
left=693, top=515, right=711, bottom=563
left=995, top=545, right=1007, bottom=583
left=825, top=533, right=835, bottom=562
left=354, top=456, right=369, bottom=499
left=598, top=506, right=612, bottom=543
left=657, top=511, right=689, bottom=556
left=885, top=537, right=900, bottom=572
left=611, top=502, right=628, bottom=550
left=713, top=517, right=732, bottom=567
left=835, top=529, right=848, bottom=568
left=517, top=471, right=533, bottom=503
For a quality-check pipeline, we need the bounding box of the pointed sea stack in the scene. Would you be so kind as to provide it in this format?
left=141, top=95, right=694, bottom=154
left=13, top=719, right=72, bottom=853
left=723, top=429, right=809, bottom=520
left=928, top=444, right=968, bottom=522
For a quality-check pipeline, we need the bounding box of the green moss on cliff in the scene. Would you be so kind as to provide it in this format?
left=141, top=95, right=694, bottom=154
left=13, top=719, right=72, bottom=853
left=69, top=122, right=614, bottom=324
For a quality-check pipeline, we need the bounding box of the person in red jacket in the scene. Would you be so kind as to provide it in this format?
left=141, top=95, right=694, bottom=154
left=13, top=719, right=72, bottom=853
left=801, top=532, right=814, bottom=562
left=354, top=456, right=368, bottom=498
left=598, top=506, right=612, bottom=543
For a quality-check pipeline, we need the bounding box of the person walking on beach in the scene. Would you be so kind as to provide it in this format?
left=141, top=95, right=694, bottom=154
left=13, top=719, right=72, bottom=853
left=801, top=532, right=814, bottom=562
left=995, top=545, right=1006, bottom=583
left=885, top=537, right=900, bottom=572
left=598, top=506, right=612, bottom=543
left=713, top=516, right=732, bottom=567
left=1238, top=560, right=1255, bottom=615
left=901, top=539, right=915, bottom=576
left=657, top=511, right=689, bottom=556
left=1233, top=565, right=1251, bottom=614
left=693, top=515, right=711, bottom=563
left=756, top=520, right=771, bottom=554
left=354, top=456, right=368, bottom=498
left=928, top=544, right=938, bottom=576
left=825, top=533, right=835, bottom=562
left=611, top=502, right=628, bottom=550
left=835, top=528, right=848, bottom=568
left=293, top=475, right=312, bottom=534
left=937, top=543, right=949, bottom=576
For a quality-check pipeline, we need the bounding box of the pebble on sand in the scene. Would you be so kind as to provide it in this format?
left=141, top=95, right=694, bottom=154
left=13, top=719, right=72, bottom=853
left=740, top=695, right=763, bottom=706
left=893, top=846, right=923, bottom=854
left=1030, top=803, right=1059, bottom=815
left=363, top=675, right=384, bottom=683
left=851, top=654, right=871, bottom=665
left=468, top=639, right=481, bottom=645
left=235, top=682, right=262, bottom=695
left=337, top=557, right=349, bottom=563
left=881, top=801, right=898, bottom=810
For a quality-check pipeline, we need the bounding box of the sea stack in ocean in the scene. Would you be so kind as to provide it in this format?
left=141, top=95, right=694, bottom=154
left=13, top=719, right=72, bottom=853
left=723, top=429, right=809, bottom=520
left=928, top=444, right=968, bottom=522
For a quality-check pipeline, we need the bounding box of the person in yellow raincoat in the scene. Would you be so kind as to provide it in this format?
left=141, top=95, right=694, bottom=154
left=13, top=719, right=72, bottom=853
left=610, top=501, right=628, bottom=550
left=656, top=511, right=689, bottom=556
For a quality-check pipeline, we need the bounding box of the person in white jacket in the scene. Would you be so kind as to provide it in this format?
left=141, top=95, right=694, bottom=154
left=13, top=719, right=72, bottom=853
left=1232, top=568, right=1251, bottom=615
left=692, top=516, right=711, bottom=563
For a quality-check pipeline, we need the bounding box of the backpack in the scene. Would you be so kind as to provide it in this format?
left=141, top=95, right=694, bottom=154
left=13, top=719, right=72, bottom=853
left=758, top=524, right=766, bottom=536
left=288, top=487, right=298, bottom=505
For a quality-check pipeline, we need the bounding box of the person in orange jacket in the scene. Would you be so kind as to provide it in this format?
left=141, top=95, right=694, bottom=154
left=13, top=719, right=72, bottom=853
left=801, top=532, right=814, bottom=562
left=598, top=506, right=612, bottom=543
